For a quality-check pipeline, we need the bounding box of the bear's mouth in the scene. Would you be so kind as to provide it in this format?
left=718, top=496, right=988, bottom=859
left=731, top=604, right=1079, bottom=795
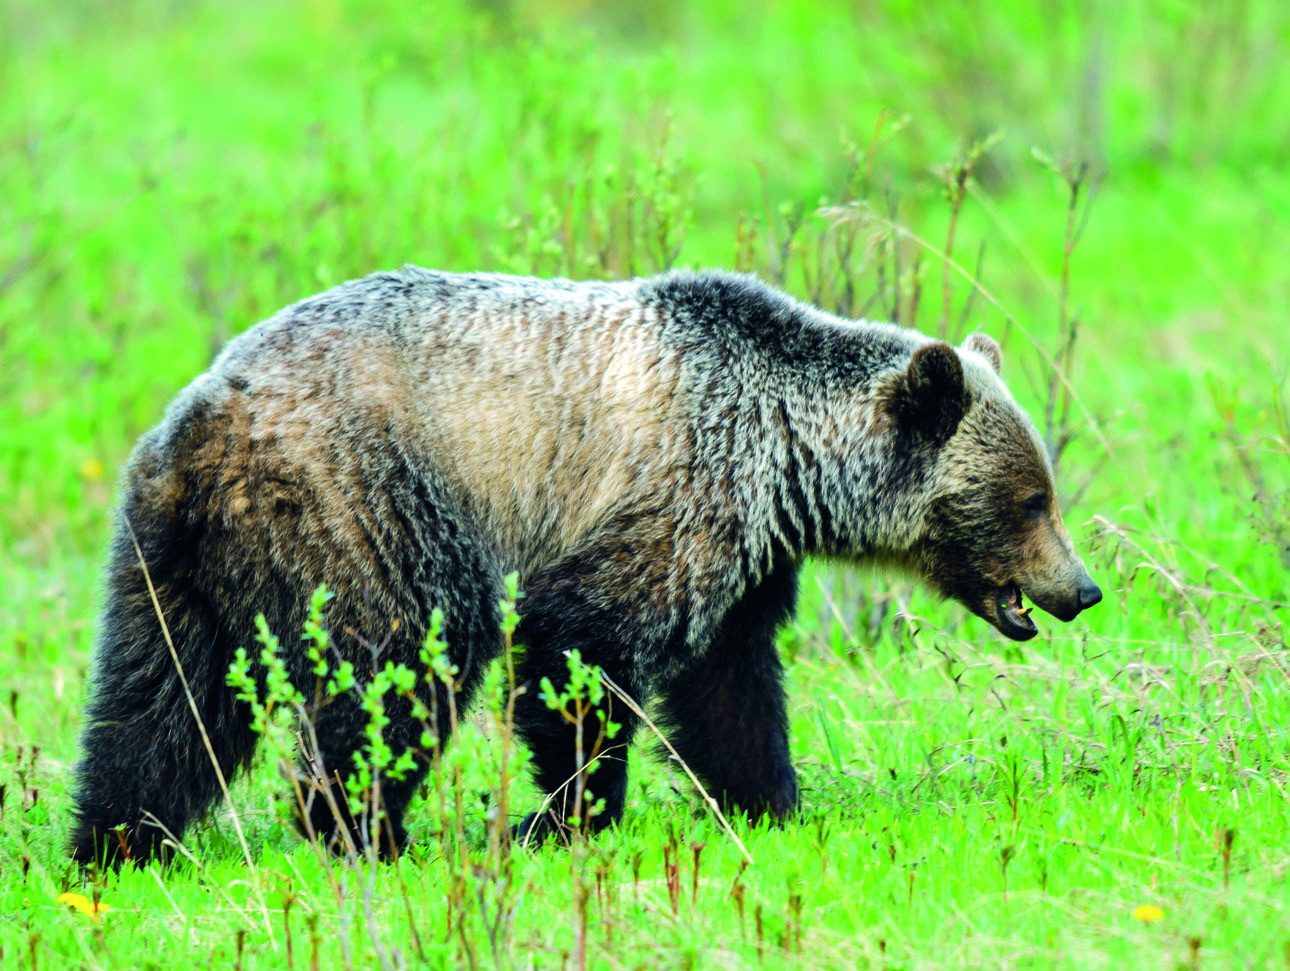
left=994, top=581, right=1038, bottom=641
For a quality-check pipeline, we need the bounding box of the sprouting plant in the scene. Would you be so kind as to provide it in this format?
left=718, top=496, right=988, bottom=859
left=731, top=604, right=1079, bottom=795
left=226, top=614, right=308, bottom=828
left=344, top=660, right=420, bottom=848
left=535, top=648, right=621, bottom=971
left=538, top=649, right=621, bottom=837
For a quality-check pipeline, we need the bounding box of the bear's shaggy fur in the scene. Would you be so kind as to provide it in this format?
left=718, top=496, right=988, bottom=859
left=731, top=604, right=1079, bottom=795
left=70, top=268, right=1100, bottom=864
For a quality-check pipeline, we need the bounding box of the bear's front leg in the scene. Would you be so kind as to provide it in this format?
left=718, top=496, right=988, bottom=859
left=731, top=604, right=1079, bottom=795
left=510, top=553, right=670, bottom=845
left=511, top=632, right=647, bottom=845
left=654, top=564, right=801, bottom=823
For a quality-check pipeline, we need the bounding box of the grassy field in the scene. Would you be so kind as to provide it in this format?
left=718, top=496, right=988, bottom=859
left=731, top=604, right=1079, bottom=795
left=3, top=0, right=1289, bottom=967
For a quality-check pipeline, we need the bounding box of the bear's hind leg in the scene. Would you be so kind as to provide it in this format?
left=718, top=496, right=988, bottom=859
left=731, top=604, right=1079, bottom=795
left=296, top=689, right=430, bottom=859
left=299, top=676, right=499, bottom=858
left=295, top=600, right=496, bottom=859
left=70, top=576, right=259, bottom=867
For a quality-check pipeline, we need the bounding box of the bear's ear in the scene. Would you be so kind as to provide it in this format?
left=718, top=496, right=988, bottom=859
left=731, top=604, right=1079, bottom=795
left=886, top=342, right=967, bottom=443
left=961, top=333, right=1002, bottom=374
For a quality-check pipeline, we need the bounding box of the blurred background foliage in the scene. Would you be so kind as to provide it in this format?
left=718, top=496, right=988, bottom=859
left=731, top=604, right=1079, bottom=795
left=2, top=5, right=1289, bottom=966
left=2, top=0, right=1287, bottom=662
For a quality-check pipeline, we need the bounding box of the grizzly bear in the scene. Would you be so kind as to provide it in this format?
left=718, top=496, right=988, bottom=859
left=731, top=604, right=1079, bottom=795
left=70, top=268, right=1101, bottom=865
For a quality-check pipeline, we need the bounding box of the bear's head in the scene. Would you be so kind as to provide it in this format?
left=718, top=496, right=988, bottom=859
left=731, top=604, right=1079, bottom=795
left=884, top=333, right=1102, bottom=641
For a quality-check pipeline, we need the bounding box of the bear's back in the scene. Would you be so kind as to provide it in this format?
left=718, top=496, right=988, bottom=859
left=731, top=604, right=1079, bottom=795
left=182, top=269, right=690, bottom=576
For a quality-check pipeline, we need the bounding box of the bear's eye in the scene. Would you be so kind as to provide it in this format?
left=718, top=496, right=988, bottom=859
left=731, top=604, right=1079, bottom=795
left=1023, top=491, right=1047, bottom=518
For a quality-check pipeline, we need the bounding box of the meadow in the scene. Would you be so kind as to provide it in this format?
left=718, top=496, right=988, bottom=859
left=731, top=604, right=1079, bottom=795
left=2, top=0, right=1289, bottom=967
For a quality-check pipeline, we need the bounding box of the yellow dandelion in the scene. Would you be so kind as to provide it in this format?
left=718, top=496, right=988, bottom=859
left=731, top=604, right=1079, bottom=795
left=57, top=892, right=111, bottom=919
left=79, top=459, right=106, bottom=482
left=1132, top=904, right=1164, bottom=922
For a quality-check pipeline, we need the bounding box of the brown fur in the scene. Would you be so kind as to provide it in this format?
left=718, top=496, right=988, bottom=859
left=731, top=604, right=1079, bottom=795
left=69, top=268, right=1099, bottom=865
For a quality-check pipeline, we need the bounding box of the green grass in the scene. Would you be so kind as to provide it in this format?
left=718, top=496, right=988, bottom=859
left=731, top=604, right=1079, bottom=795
left=2, top=0, right=1289, bottom=967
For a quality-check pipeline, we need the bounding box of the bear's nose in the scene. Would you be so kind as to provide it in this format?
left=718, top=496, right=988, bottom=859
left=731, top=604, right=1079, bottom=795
left=1076, top=578, right=1102, bottom=611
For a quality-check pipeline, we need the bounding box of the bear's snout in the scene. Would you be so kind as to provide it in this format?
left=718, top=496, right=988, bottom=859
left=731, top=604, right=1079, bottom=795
left=1031, top=569, right=1101, bottom=623
left=1076, top=577, right=1102, bottom=612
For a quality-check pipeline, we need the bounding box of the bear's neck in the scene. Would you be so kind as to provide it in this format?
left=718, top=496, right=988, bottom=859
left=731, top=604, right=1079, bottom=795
left=726, top=363, right=929, bottom=569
